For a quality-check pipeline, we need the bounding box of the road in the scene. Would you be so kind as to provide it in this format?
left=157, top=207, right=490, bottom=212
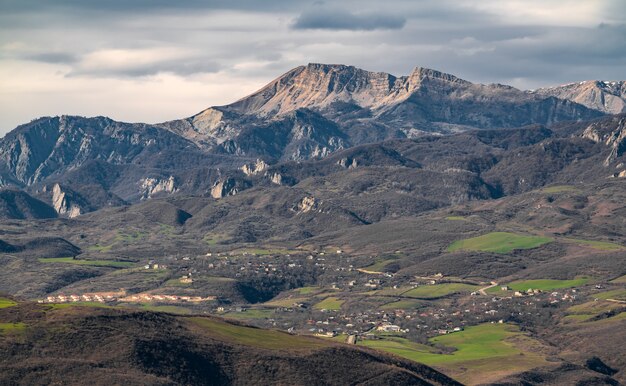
left=479, top=282, right=499, bottom=296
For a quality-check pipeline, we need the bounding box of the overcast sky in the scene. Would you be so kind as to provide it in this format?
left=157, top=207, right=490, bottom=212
left=0, top=0, right=625, bottom=134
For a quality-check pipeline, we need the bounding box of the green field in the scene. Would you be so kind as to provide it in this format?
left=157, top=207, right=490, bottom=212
left=264, top=297, right=310, bottom=307
left=567, top=300, right=623, bottom=316
left=363, top=259, right=398, bottom=273
left=380, top=299, right=424, bottom=310
left=448, top=232, right=552, bottom=254
left=401, top=283, right=480, bottom=299
left=542, top=185, right=581, bottom=194
left=313, top=297, right=344, bottom=310
left=139, top=304, right=192, bottom=314
left=594, top=289, right=626, bottom=301
left=364, top=286, right=413, bottom=296
left=0, top=297, right=17, bottom=309
left=116, top=230, right=147, bottom=243
left=563, top=238, right=624, bottom=251
left=0, top=322, right=26, bottom=334
left=504, top=278, right=588, bottom=292
left=203, top=234, right=222, bottom=246
left=88, top=243, right=115, bottom=252
left=445, top=216, right=467, bottom=221
left=191, top=317, right=325, bottom=350
left=562, top=314, right=596, bottom=323
left=47, top=302, right=114, bottom=310
left=38, top=257, right=135, bottom=268
left=223, top=309, right=276, bottom=319
left=360, top=323, right=546, bottom=384
left=297, top=286, right=319, bottom=295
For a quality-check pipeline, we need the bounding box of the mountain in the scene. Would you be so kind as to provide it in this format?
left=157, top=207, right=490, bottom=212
left=0, top=302, right=461, bottom=386
left=162, top=63, right=602, bottom=154
left=533, top=80, right=626, bottom=114
left=0, top=64, right=617, bottom=217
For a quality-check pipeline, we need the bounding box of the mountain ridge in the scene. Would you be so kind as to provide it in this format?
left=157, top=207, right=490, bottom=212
left=533, top=80, right=626, bottom=114
left=0, top=63, right=621, bottom=218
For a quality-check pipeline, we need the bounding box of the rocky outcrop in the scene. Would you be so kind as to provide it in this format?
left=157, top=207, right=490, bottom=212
left=270, top=173, right=283, bottom=185
left=211, top=178, right=243, bottom=199
left=140, top=176, right=177, bottom=200
left=581, top=116, right=626, bottom=166
left=240, top=159, right=268, bottom=176
left=337, top=157, right=358, bottom=169
left=295, top=196, right=318, bottom=213
left=51, top=183, right=82, bottom=218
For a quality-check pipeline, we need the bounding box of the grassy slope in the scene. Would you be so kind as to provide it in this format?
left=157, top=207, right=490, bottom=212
left=0, top=322, right=26, bottom=334
left=38, top=257, right=134, bottom=268
left=402, top=283, right=480, bottom=299
left=190, top=317, right=326, bottom=350
left=363, top=259, right=398, bottom=273
left=313, top=297, right=344, bottom=310
left=542, top=185, right=581, bottom=194
left=448, top=232, right=552, bottom=254
left=506, top=278, right=588, bottom=291
left=361, top=323, right=547, bottom=385
left=594, top=289, right=626, bottom=301
left=562, top=238, right=624, bottom=251
left=0, top=297, right=17, bottom=309
left=380, top=299, right=424, bottom=310
left=611, top=274, right=626, bottom=283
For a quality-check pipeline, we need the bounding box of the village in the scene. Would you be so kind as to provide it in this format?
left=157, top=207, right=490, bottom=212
left=36, top=246, right=608, bottom=349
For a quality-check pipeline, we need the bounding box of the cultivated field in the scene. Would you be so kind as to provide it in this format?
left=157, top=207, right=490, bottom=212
left=448, top=232, right=552, bottom=254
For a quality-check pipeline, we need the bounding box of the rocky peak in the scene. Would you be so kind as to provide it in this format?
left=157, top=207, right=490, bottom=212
left=406, top=67, right=470, bottom=86
left=534, top=80, right=626, bottom=114
left=226, top=63, right=400, bottom=116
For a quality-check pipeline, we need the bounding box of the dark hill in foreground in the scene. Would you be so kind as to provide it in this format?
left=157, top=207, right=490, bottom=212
left=0, top=302, right=461, bottom=386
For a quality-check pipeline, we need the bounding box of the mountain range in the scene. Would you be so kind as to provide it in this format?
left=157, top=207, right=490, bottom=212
left=0, top=63, right=624, bottom=219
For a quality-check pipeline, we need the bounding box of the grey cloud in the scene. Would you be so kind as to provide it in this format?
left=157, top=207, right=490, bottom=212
left=1, top=0, right=625, bottom=132
left=292, top=5, right=406, bottom=30
left=25, top=52, right=77, bottom=64
left=0, top=0, right=309, bottom=14
left=68, top=59, right=221, bottom=78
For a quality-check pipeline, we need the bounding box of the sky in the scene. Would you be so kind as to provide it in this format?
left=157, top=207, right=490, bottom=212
left=0, top=0, right=625, bottom=134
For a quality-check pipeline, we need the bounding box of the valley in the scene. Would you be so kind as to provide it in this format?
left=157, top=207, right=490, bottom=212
left=1, top=64, right=625, bottom=385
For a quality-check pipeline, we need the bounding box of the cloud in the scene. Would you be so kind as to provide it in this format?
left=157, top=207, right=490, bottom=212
left=292, top=4, right=406, bottom=31
left=25, top=52, right=78, bottom=64
left=0, top=0, right=624, bottom=133
left=67, top=48, right=221, bottom=78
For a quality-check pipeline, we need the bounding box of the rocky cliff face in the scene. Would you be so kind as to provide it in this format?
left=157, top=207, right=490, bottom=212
left=139, top=176, right=177, bottom=200
left=50, top=183, right=82, bottom=218
left=222, top=63, right=602, bottom=134
left=211, top=177, right=249, bottom=199
left=534, top=81, right=626, bottom=115
left=581, top=115, right=626, bottom=166
left=0, top=116, right=194, bottom=187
